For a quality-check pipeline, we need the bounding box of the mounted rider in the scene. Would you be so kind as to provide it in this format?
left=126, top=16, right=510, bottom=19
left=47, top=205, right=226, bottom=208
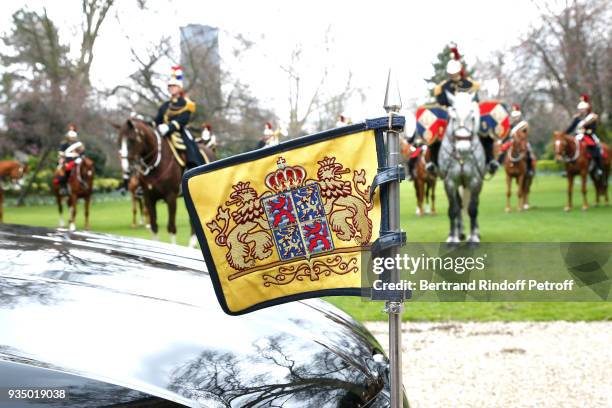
left=498, top=104, right=534, bottom=175
left=336, top=114, right=351, bottom=127
left=199, top=122, right=217, bottom=153
left=430, top=43, right=498, bottom=174
left=54, top=124, right=85, bottom=195
left=155, top=66, right=204, bottom=169
left=565, top=94, right=603, bottom=178
left=261, top=122, right=280, bottom=147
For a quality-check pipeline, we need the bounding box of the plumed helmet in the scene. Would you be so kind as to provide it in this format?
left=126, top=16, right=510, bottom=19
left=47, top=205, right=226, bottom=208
left=201, top=122, right=212, bottom=131
left=168, top=65, right=184, bottom=88
left=510, top=104, right=522, bottom=120
left=446, top=42, right=463, bottom=76
left=66, top=130, right=78, bottom=139
left=577, top=94, right=590, bottom=111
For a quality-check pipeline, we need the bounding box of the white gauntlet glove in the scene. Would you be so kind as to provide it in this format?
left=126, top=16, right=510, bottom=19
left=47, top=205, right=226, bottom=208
left=157, top=123, right=170, bottom=136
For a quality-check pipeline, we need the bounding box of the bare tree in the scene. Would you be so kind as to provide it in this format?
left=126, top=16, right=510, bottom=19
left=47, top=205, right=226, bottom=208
left=516, top=0, right=610, bottom=117
left=0, top=3, right=116, bottom=203
left=475, top=0, right=611, bottom=154
left=110, top=27, right=276, bottom=156
left=280, top=28, right=362, bottom=137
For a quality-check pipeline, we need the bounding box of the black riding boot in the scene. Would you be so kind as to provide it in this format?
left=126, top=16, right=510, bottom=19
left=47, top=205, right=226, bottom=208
left=589, top=145, right=604, bottom=177
left=480, top=136, right=499, bottom=174
left=426, top=141, right=440, bottom=173
left=526, top=151, right=534, bottom=176
left=182, top=133, right=205, bottom=169
left=59, top=173, right=69, bottom=195
left=118, top=176, right=129, bottom=195
left=407, top=156, right=417, bottom=180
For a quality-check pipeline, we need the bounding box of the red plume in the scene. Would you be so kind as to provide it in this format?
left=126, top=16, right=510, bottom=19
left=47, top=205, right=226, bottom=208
left=265, top=122, right=272, bottom=129
left=68, top=123, right=77, bottom=131
left=171, top=65, right=183, bottom=71
left=449, top=42, right=461, bottom=61
left=580, top=94, right=590, bottom=103
left=512, top=104, right=520, bottom=111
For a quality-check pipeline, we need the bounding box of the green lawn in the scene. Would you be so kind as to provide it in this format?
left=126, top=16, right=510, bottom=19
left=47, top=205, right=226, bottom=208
left=3, top=174, right=611, bottom=321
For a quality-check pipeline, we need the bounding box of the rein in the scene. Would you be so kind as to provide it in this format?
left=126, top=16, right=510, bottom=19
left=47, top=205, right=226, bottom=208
left=508, top=141, right=526, bottom=163
left=558, top=136, right=580, bottom=163
left=134, top=125, right=162, bottom=176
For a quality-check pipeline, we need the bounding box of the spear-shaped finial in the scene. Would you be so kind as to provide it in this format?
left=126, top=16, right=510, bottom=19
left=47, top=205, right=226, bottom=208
left=383, top=68, right=402, bottom=114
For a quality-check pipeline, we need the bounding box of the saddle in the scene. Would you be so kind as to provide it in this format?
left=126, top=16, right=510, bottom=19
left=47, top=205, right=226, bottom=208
left=410, top=146, right=424, bottom=159
left=166, top=130, right=211, bottom=168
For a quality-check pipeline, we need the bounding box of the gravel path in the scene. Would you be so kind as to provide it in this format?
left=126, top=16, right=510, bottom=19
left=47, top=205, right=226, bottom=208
left=365, top=321, right=612, bottom=408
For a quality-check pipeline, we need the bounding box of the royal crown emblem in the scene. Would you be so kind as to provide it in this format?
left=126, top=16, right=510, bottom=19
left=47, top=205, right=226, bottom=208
left=205, top=156, right=373, bottom=286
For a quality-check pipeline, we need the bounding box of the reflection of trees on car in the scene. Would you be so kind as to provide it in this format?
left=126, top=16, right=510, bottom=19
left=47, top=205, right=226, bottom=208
left=0, top=279, right=58, bottom=308
left=168, top=333, right=383, bottom=407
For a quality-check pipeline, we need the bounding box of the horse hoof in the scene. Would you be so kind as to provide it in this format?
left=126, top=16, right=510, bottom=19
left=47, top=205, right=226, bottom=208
left=523, top=204, right=530, bottom=210
left=131, top=224, right=137, bottom=229
left=505, top=207, right=511, bottom=213
left=188, top=235, right=199, bottom=248
left=582, top=205, right=588, bottom=211
left=459, top=233, right=466, bottom=241
left=430, top=211, right=437, bottom=216
left=467, top=234, right=481, bottom=244
left=467, top=240, right=480, bottom=249
left=564, top=206, right=571, bottom=212
left=69, top=223, right=76, bottom=232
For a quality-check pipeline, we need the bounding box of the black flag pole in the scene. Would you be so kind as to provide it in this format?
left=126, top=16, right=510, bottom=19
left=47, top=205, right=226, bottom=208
left=383, top=68, right=405, bottom=408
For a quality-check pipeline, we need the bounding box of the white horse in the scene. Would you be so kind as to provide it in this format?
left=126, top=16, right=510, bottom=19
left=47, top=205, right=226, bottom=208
left=438, top=92, right=486, bottom=245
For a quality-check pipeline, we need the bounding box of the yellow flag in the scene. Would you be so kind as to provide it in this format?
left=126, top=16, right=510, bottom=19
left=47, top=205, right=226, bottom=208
left=183, top=118, right=403, bottom=315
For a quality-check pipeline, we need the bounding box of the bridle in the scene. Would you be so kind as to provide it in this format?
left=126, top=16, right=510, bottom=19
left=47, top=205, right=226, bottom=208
left=124, top=122, right=162, bottom=176
left=508, top=136, right=526, bottom=163
left=555, top=135, right=580, bottom=163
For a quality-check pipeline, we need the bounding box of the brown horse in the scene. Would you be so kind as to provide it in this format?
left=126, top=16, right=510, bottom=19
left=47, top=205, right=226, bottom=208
left=128, top=174, right=149, bottom=229
left=503, top=134, right=534, bottom=212
left=401, top=139, right=436, bottom=216
left=53, top=158, right=95, bottom=231
left=115, top=119, right=215, bottom=245
left=0, top=161, right=28, bottom=222
left=553, top=131, right=610, bottom=210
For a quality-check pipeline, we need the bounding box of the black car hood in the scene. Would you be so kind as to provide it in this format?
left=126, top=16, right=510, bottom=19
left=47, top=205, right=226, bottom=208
left=0, top=224, right=388, bottom=407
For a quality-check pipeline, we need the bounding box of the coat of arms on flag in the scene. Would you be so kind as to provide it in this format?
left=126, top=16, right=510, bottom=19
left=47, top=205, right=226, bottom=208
left=479, top=100, right=511, bottom=139
left=183, top=117, right=403, bottom=315
left=415, top=105, right=449, bottom=144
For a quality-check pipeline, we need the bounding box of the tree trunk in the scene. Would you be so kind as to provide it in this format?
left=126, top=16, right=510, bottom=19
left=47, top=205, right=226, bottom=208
left=17, top=148, right=50, bottom=207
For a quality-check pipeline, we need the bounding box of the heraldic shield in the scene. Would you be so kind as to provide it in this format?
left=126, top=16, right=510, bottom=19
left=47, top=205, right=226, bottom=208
left=183, top=117, right=404, bottom=315
left=479, top=100, right=511, bottom=139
